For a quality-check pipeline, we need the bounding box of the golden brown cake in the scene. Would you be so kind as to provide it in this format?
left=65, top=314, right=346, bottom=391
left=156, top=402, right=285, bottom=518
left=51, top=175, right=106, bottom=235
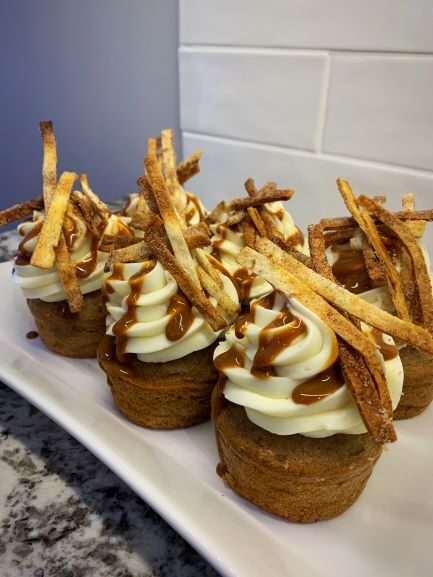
left=28, top=291, right=106, bottom=358
left=213, top=393, right=382, bottom=523
left=394, top=347, right=433, bottom=419
left=98, top=335, right=218, bottom=428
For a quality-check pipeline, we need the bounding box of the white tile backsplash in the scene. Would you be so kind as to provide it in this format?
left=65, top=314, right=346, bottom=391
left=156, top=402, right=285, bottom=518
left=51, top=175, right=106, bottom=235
left=180, top=48, right=329, bottom=151
left=179, top=3, right=433, bottom=241
left=183, top=132, right=433, bottom=254
left=180, top=0, right=433, bottom=53
left=323, top=55, right=433, bottom=171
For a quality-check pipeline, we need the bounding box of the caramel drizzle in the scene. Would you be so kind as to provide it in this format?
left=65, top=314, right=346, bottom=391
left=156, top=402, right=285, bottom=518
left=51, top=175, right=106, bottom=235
left=185, top=192, right=205, bottom=224
left=75, top=221, right=111, bottom=279
left=369, top=327, right=398, bottom=361
left=63, top=214, right=80, bottom=250
left=331, top=231, right=401, bottom=294
left=214, top=344, right=245, bottom=372
left=218, top=291, right=307, bottom=380
left=165, top=292, right=194, bottom=341
left=286, top=226, right=305, bottom=248
left=18, top=220, right=43, bottom=257
left=292, top=362, right=344, bottom=405
left=111, top=261, right=156, bottom=361
left=331, top=245, right=372, bottom=294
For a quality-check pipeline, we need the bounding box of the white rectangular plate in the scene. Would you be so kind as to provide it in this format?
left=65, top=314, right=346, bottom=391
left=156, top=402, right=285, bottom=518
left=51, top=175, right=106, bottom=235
left=1, top=260, right=432, bottom=577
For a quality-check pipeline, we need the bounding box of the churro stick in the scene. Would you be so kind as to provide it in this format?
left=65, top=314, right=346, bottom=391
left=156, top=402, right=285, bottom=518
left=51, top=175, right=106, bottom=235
left=146, top=226, right=227, bottom=332
left=308, top=224, right=333, bottom=279
left=39, top=121, right=57, bottom=207
left=72, top=191, right=104, bottom=239
left=256, top=238, right=433, bottom=354
left=196, top=265, right=239, bottom=319
left=79, top=174, right=110, bottom=218
left=183, top=222, right=211, bottom=249
left=339, top=343, right=396, bottom=444
left=358, top=194, right=433, bottom=333
left=242, top=215, right=256, bottom=249
left=237, top=246, right=395, bottom=439
left=230, top=188, right=293, bottom=209
left=31, top=171, right=77, bottom=269
left=0, top=196, right=44, bottom=227
left=247, top=207, right=267, bottom=238
left=55, top=235, right=83, bottom=313
left=337, top=179, right=410, bottom=321
left=194, top=248, right=223, bottom=288
left=321, top=209, right=433, bottom=230
left=177, top=149, right=202, bottom=185
left=361, top=233, right=385, bottom=283
left=106, top=240, right=153, bottom=270
left=145, top=154, right=200, bottom=286
left=161, top=128, right=185, bottom=222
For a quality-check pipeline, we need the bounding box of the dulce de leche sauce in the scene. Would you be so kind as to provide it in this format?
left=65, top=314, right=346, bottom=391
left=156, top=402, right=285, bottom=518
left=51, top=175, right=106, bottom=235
left=216, top=291, right=308, bottom=381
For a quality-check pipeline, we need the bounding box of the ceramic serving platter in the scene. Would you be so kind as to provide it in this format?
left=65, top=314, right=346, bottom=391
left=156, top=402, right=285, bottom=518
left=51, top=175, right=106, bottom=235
left=0, top=261, right=432, bottom=577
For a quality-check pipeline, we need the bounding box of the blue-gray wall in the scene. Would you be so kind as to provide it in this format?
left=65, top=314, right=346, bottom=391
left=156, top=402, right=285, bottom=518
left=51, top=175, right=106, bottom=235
left=0, top=0, right=180, bottom=213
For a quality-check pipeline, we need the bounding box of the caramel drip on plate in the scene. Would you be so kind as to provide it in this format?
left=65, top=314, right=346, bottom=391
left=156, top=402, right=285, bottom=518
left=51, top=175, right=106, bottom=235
left=369, top=328, right=398, bottom=361
left=331, top=245, right=372, bottom=294
left=112, top=261, right=156, bottom=361
left=292, top=362, right=344, bottom=405
left=18, top=220, right=43, bottom=257
left=26, top=330, right=39, bottom=339
left=165, top=292, right=194, bottom=341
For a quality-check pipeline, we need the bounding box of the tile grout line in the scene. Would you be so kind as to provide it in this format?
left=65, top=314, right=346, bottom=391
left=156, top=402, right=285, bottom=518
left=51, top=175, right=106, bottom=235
left=182, top=130, right=433, bottom=178
left=180, top=44, right=433, bottom=59
left=315, top=53, right=332, bottom=154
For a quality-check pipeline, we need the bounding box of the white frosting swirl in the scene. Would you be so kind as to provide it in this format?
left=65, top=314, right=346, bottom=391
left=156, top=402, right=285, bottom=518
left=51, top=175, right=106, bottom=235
left=105, top=260, right=239, bottom=362
left=210, top=202, right=308, bottom=301
left=13, top=210, right=133, bottom=302
left=214, top=291, right=403, bottom=437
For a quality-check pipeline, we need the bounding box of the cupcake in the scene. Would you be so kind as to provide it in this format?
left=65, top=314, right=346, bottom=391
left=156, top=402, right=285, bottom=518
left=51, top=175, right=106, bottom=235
left=213, top=289, right=403, bottom=522
left=0, top=121, right=134, bottom=357
left=322, top=180, right=433, bottom=419
left=98, top=150, right=240, bottom=428
left=14, top=204, right=133, bottom=357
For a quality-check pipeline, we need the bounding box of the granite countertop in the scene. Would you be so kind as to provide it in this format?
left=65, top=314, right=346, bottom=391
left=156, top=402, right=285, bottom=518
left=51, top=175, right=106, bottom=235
left=0, top=229, right=220, bottom=577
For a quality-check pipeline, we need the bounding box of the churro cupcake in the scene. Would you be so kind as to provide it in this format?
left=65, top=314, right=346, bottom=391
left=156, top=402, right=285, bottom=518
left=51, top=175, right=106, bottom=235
left=0, top=121, right=134, bottom=357
left=98, top=149, right=240, bottom=428
left=213, top=287, right=403, bottom=522
left=322, top=180, right=433, bottom=419
left=207, top=179, right=308, bottom=303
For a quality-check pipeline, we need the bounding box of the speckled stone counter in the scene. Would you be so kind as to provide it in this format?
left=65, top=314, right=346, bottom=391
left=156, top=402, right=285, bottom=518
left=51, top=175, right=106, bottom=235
left=0, top=229, right=220, bottom=577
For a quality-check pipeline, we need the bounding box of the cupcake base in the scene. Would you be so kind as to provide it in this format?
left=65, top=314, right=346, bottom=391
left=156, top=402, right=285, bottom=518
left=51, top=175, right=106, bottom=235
left=27, top=290, right=106, bottom=358
left=98, top=335, right=219, bottom=429
left=212, top=393, right=382, bottom=523
left=394, top=347, right=433, bottom=420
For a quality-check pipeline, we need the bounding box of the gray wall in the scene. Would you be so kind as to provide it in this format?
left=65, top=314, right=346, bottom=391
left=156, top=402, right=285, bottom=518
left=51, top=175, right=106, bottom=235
left=0, top=0, right=180, bottom=213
